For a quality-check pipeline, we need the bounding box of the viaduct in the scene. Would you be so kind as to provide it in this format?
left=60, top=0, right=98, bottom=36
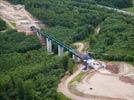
left=31, top=26, right=91, bottom=63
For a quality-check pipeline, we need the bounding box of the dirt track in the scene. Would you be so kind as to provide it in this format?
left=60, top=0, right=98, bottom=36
left=58, top=42, right=92, bottom=100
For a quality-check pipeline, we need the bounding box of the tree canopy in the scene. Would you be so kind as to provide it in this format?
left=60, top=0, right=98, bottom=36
left=0, top=18, right=6, bottom=31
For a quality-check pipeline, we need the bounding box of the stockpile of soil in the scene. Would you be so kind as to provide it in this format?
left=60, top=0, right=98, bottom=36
left=119, top=76, right=134, bottom=85
left=106, top=63, right=119, bottom=74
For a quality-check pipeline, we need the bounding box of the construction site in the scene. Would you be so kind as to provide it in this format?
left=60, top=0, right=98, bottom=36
left=58, top=60, right=134, bottom=100
left=0, top=0, right=43, bottom=35
left=0, top=1, right=134, bottom=100
left=58, top=43, right=134, bottom=100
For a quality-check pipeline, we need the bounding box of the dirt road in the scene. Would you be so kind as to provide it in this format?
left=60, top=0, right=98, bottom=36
left=58, top=42, right=91, bottom=100
left=58, top=65, right=90, bottom=100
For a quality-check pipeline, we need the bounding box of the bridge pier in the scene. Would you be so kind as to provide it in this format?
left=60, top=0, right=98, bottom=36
left=72, top=55, right=81, bottom=62
left=46, top=38, right=52, bottom=53
left=58, top=45, right=64, bottom=56
left=36, top=32, right=42, bottom=38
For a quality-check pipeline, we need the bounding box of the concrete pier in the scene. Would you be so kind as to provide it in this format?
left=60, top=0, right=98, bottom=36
left=46, top=38, right=52, bottom=53
left=58, top=45, right=64, bottom=56
left=37, top=32, right=42, bottom=38
left=72, top=55, right=81, bottom=62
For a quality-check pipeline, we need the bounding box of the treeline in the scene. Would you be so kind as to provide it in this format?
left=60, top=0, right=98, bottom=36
left=94, top=0, right=133, bottom=8
left=0, top=18, right=6, bottom=31
left=0, top=30, right=41, bottom=54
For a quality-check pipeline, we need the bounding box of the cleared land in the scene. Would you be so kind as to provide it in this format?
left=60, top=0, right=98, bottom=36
left=58, top=42, right=134, bottom=100
left=68, top=63, right=134, bottom=100
left=59, top=41, right=134, bottom=100
left=0, top=0, right=41, bottom=35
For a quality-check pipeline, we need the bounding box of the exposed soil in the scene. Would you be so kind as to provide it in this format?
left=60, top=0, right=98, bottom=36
left=59, top=60, right=134, bottom=100
left=119, top=76, right=134, bottom=85
left=106, top=63, right=119, bottom=74
left=58, top=39, right=134, bottom=100
left=0, top=0, right=43, bottom=35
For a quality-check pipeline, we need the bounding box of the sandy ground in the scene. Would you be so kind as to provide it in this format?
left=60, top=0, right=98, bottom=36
left=0, top=0, right=41, bottom=34
left=76, top=68, right=134, bottom=100
left=59, top=62, right=134, bottom=100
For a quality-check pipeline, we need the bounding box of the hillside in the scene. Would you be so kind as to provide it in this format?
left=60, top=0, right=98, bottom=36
left=8, top=0, right=134, bottom=63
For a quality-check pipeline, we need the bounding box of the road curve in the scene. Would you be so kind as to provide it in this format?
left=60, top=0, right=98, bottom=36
left=58, top=42, right=92, bottom=100
left=58, top=64, right=91, bottom=100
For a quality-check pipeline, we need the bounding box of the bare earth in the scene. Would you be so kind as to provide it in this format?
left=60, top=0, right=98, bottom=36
left=0, top=0, right=41, bottom=35
left=76, top=66, right=134, bottom=100
left=58, top=43, right=134, bottom=100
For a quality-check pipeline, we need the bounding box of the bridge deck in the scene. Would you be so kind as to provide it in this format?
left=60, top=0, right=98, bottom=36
left=31, top=26, right=90, bottom=61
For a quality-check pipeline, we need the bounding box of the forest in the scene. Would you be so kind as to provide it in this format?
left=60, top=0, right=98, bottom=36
left=0, top=20, right=71, bottom=100
left=0, top=0, right=134, bottom=100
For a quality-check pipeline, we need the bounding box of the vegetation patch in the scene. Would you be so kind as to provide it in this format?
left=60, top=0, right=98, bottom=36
left=70, top=72, right=86, bottom=88
left=0, top=18, right=7, bottom=31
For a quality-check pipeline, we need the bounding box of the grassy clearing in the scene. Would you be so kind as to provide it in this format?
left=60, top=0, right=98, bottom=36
left=69, top=72, right=86, bottom=88
left=10, top=21, right=16, bottom=27
left=72, top=72, right=85, bottom=82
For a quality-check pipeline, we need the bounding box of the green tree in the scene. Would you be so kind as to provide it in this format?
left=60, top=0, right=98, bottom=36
left=68, top=58, right=75, bottom=74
